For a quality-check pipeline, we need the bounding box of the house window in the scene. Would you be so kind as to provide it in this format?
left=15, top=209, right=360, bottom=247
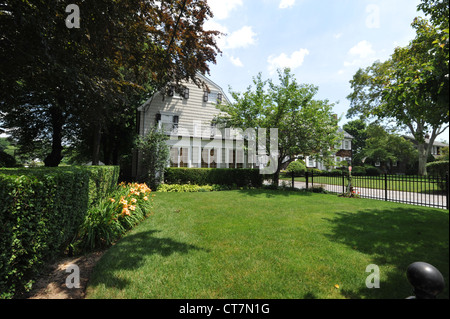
left=375, top=161, right=380, bottom=167
left=228, top=149, right=235, bottom=168
left=344, top=140, right=350, bottom=150
left=179, top=148, right=188, bottom=167
left=166, top=85, right=188, bottom=99
left=169, top=147, right=189, bottom=167
left=170, top=147, right=179, bottom=167
left=210, top=149, right=217, bottom=168
left=204, top=91, right=223, bottom=103
left=201, top=148, right=217, bottom=168
left=308, top=157, right=314, bottom=167
left=157, top=113, right=179, bottom=133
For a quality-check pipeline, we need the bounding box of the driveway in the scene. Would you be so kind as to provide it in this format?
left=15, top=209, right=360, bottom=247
left=277, top=180, right=448, bottom=209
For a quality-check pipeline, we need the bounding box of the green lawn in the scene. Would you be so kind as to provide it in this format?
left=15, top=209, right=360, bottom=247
left=86, top=189, right=449, bottom=299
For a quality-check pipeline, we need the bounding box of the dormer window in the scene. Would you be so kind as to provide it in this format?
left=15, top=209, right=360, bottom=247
left=167, top=86, right=174, bottom=97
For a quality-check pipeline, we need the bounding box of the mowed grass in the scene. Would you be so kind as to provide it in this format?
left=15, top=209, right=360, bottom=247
left=86, top=189, right=449, bottom=299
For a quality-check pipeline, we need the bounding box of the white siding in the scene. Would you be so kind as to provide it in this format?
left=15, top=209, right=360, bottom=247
left=140, top=79, right=229, bottom=137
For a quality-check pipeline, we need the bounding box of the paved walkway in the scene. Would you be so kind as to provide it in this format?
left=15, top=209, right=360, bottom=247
left=277, top=180, right=448, bottom=209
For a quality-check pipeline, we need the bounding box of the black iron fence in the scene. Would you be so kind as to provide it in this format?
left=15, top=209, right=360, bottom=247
left=288, top=172, right=449, bottom=210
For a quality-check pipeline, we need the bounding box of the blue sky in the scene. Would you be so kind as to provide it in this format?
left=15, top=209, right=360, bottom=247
left=204, top=0, right=449, bottom=142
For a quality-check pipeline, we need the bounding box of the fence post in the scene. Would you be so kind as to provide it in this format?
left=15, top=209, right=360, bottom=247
left=384, top=174, right=388, bottom=201
left=446, top=173, right=449, bottom=210
left=342, top=172, right=345, bottom=193
left=306, top=172, right=309, bottom=190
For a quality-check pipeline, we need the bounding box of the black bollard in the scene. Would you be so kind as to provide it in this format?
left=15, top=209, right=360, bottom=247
left=406, top=262, right=445, bottom=299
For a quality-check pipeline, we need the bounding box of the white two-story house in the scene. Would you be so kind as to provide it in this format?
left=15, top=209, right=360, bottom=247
left=133, top=74, right=257, bottom=178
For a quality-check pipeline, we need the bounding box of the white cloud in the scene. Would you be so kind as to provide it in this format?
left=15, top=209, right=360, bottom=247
left=348, top=40, right=375, bottom=59
left=207, top=0, right=243, bottom=20
left=230, top=56, right=244, bottom=67
left=204, top=21, right=257, bottom=51
left=225, top=26, right=257, bottom=49
left=343, top=40, right=377, bottom=69
left=279, top=0, right=296, bottom=9
left=334, top=33, right=343, bottom=39
left=267, top=48, right=309, bottom=74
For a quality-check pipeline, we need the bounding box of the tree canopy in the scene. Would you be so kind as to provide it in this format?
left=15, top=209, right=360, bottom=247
left=346, top=0, right=449, bottom=175
left=0, top=0, right=221, bottom=167
left=216, top=68, right=340, bottom=185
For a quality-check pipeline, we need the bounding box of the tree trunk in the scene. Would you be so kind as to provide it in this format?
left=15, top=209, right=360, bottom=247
left=92, top=122, right=102, bottom=165
left=417, top=143, right=427, bottom=176
left=44, top=104, right=64, bottom=167
left=271, top=157, right=284, bottom=187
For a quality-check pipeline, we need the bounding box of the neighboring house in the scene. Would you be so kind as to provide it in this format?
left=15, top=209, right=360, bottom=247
left=361, top=134, right=448, bottom=174
left=133, top=74, right=257, bottom=178
left=304, top=128, right=354, bottom=170
left=402, top=134, right=448, bottom=159
left=384, top=134, right=449, bottom=174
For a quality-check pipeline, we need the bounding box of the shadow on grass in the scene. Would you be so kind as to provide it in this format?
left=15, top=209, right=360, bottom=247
left=324, top=207, right=449, bottom=299
left=88, top=230, right=209, bottom=291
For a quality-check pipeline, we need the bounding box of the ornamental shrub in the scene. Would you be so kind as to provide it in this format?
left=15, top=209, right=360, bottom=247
left=364, top=165, right=382, bottom=176
left=157, top=184, right=215, bottom=192
left=350, top=166, right=366, bottom=176
left=286, top=161, right=306, bottom=177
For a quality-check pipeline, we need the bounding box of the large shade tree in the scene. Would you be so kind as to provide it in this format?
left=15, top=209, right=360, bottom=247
left=0, top=0, right=221, bottom=166
left=216, top=68, right=340, bottom=186
left=347, top=1, right=449, bottom=175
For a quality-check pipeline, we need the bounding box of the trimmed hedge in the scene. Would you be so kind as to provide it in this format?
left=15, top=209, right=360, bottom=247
left=426, top=160, right=449, bottom=177
left=0, top=165, right=119, bottom=298
left=164, top=168, right=264, bottom=188
left=0, top=166, right=120, bottom=205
